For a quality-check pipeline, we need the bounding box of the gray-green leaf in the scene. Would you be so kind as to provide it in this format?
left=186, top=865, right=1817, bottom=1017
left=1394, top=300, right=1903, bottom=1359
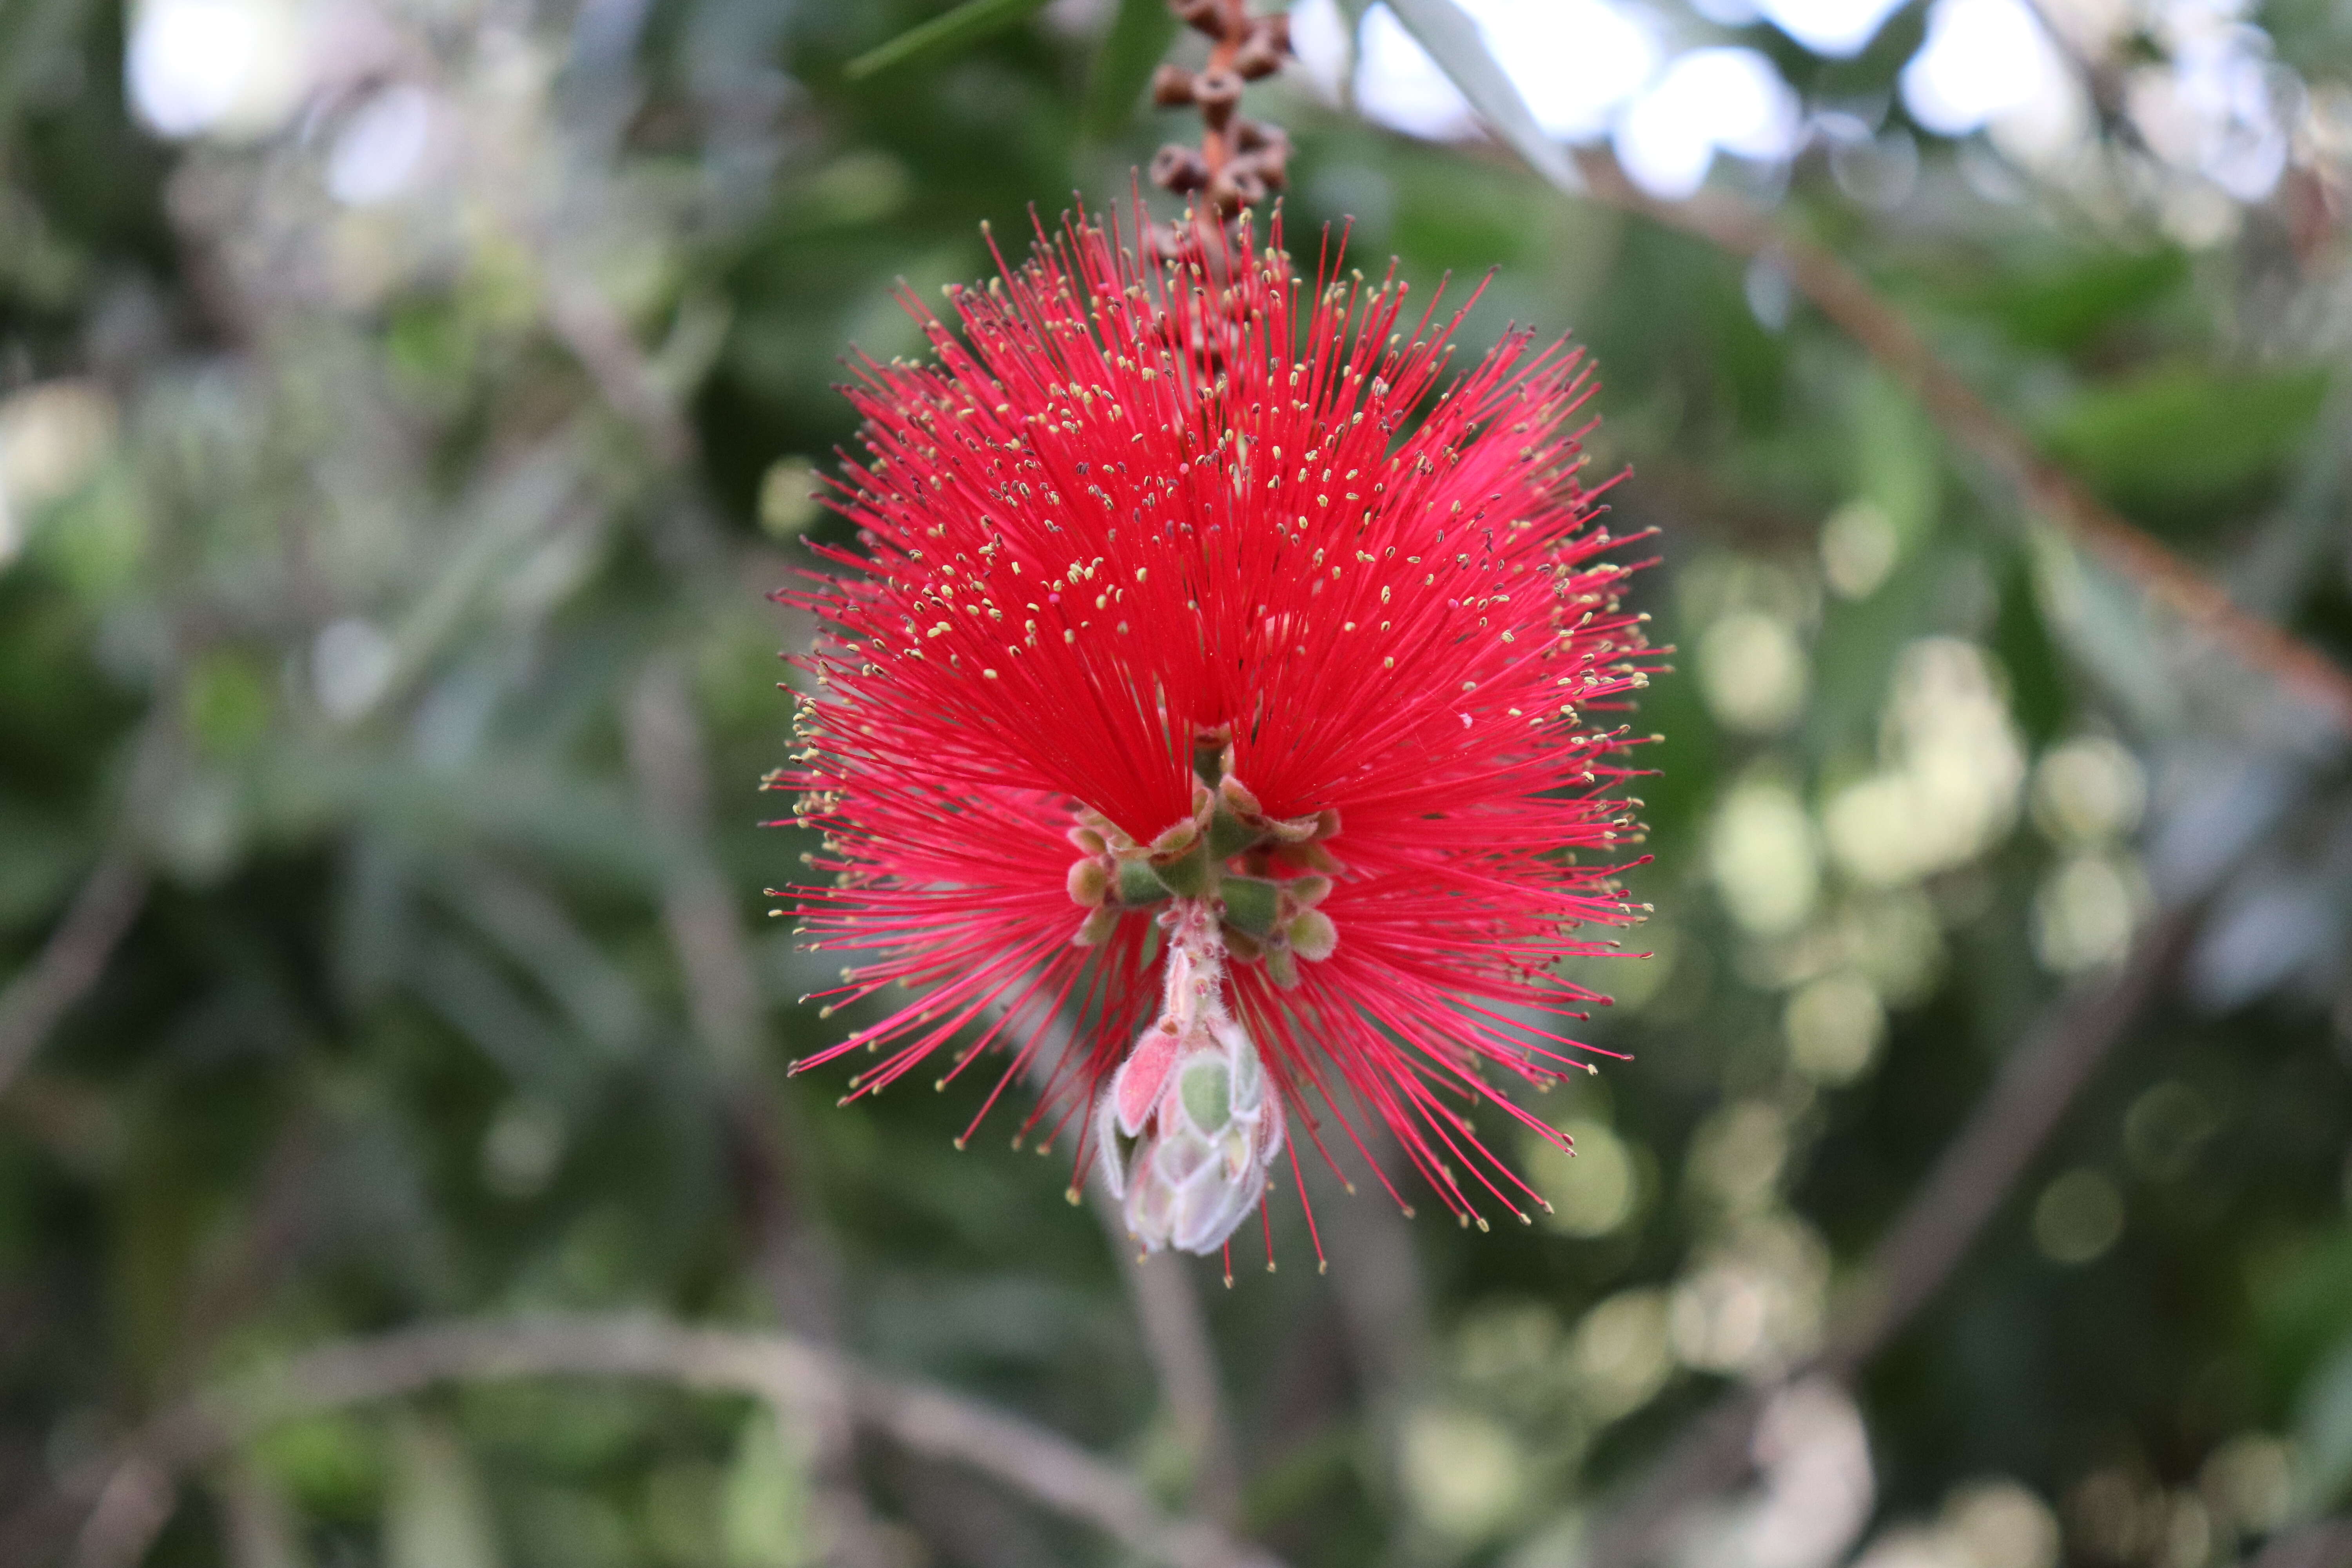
left=1377, top=0, right=1580, bottom=192
left=845, top=0, right=1056, bottom=82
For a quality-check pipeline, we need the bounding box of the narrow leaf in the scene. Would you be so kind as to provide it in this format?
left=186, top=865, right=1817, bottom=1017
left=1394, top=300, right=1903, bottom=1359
left=845, top=0, right=1055, bottom=82
left=1087, top=0, right=1182, bottom=137
left=1325, top=0, right=1370, bottom=112
left=385, top=1417, right=503, bottom=1568
left=1379, top=0, right=1580, bottom=192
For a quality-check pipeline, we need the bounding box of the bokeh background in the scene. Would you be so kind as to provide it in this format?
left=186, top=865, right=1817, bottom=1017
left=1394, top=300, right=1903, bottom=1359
left=4, top=0, right=2352, bottom=1564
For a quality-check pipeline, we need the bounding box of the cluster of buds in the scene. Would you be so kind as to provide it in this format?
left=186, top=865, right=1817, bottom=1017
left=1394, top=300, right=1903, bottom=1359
left=1147, top=0, right=1293, bottom=215
left=1063, top=730, right=1341, bottom=990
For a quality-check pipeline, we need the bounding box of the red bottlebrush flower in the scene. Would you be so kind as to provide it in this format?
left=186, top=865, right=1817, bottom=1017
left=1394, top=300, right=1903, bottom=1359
left=775, top=208, right=1650, bottom=1261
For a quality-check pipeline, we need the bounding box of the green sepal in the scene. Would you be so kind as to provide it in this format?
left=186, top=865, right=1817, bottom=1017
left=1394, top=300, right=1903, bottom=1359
left=1277, top=839, right=1343, bottom=875
left=1191, top=733, right=1226, bottom=786
left=1150, top=841, right=1212, bottom=899
left=1179, top=1060, right=1230, bottom=1135
left=1220, top=875, right=1280, bottom=937
left=1206, top=805, right=1258, bottom=860
left=1116, top=858, right=1171, bottom=907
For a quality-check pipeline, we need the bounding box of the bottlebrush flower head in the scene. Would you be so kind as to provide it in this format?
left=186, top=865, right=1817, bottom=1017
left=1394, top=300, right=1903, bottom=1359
left=773, top=206, right=1651, bottom=1263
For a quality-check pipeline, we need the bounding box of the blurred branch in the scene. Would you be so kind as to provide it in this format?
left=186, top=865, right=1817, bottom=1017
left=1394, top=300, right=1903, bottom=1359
left=1824, top=908, right=2195, bottom=1372
left=624, top=658, right=764, bottom=1070
left=1094, top=1199, right=1243, bottom=1524
left=1310, top=1135, right=1432, bottom=1501
left=2009, top=0, right=2149, bottom=155
left=1583, top=909, right=2196, bottom=1568
left=1622, top=457, right=1820, bottom=546
left=45, top=1316, right=1284, bottom=1568
left=1572, top=149, right=2352, bottom=733
left=1047, top=1017, right=1241, bottom=1528
left=623, top=657, right=899, bottom=1568
left=2247, top=1517, right=2352, bottom=1568
left=622, top=656, right=829, bottom=1325
left=543, top=275, right=696, bottom=466
left=0, top=849, right=149, bottom=1098
left=162, top=1117, right=324, bottom=1392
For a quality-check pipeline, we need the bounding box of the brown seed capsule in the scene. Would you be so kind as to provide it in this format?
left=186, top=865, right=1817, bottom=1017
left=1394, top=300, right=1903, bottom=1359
left=1244, top=150, right=1288, bottom=191
left=1172, top=0, right=1223, bottom=36
left=1151, top=63, right=1197, bottom=107
left=1233, top=29, right=1283, bottom=79
left=1150, top=143, right=1210, bottom=194
left=1193, top=67, right=1243, bottom=128
left=1232, top=116, right=1287, bottom=155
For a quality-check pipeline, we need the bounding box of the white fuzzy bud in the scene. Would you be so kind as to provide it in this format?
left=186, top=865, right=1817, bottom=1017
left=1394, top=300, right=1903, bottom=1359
left=1094, top=899, right=1287, bottom=1255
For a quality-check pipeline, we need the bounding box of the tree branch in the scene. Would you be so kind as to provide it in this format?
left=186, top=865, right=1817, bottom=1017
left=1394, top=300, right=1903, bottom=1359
left=2246, top=1517, right=2352, bottom=1568
left=1823, top=908, right=2195, bottom=1374
left=623, top=656, right=900, bottom=1568
left=1581, top=909, right=2194, bottom=1568
left=625, top=657, right=766, bottom=1072
left=47, top=1316, right=1283, bottom=1568
left=1095, top=1198, right=1244, bottom=1525
left=0, top=849, right=149, bottom=1098
left=1572, top=150, right=2352, bottom=733
left=539, top=263, right=696, bottom=466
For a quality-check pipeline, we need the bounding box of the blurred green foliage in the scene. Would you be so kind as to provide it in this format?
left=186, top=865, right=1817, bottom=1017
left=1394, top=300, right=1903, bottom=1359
left=2, top=1, right=2351, bottom=1566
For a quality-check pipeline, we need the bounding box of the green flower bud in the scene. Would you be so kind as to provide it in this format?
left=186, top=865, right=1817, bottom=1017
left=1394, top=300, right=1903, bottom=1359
left=1288, top=908, right=1338, bottom=962
left=1067, top=858, right=1110, bottom=907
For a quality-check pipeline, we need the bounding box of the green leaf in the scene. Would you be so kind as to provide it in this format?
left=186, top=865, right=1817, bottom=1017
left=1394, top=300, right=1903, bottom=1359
left=1969, top=247, right=2190, bottom=354
left=2294, top=1333, right=2352, bottom=1515
left=2026, top=526, right=2180, bottom=733
left=845, top=0, right=1056, bottom=81
left=252, top=1413, right=387, bottom=1523
left=1087, top=0, right=1181, bottom=138
left=2040, top=363, right=2330, bottom=528
left=385, top=1416, right=504, bottom=1568
left=1993, top=547, right=2069, bottom=748
left=723, top=1405, right=816, bottom=1568
left=1849, top=368, right=1938, bottom=548
left=1379, top=0, right=1579, bottom=192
